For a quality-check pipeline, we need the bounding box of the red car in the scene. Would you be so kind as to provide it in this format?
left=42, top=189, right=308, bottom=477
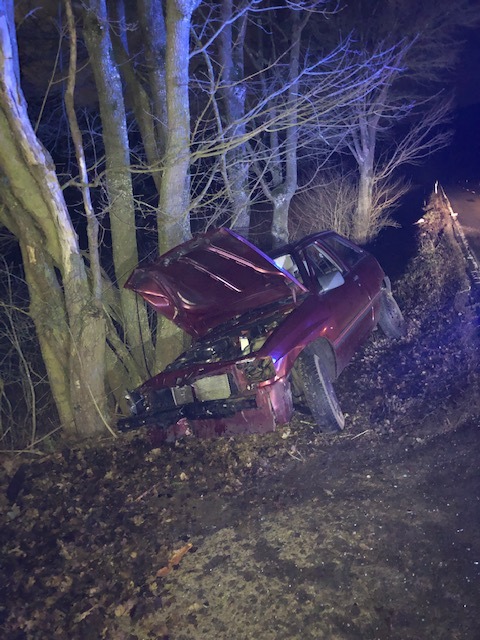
left=118, top=228, right=405, bottom=440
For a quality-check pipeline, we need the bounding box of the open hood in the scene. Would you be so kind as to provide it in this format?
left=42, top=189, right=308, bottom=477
left=124, top=228, right=306, bottom=337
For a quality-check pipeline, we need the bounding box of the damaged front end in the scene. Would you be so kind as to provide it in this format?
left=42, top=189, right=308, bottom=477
left=117, top=301, right=297, bottom=441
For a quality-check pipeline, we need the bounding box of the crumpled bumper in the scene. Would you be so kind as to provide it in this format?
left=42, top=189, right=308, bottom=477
left=117, top=376, right=293, bottom=442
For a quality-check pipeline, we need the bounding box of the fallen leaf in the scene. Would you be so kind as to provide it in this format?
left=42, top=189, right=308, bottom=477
left=170, top=542, right=193, bottom=566
left=156, top=542, right=193, bottom=577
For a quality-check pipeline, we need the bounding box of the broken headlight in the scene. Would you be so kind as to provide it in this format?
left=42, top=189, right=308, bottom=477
left=239, top=356, right=276, bottom=384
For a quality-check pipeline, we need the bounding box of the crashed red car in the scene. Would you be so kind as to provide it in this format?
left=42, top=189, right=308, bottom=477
left=118, top=228, right=405, bottom=441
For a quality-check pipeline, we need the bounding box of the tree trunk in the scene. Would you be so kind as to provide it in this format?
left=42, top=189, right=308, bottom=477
left=271, top=186, right=292, bottom=246
left=110, top=38, right=162, bottom=195
left=0, top=9, right=108, bottom=437
left=347, top=107, right=378, bottom=244
left=138, top=0, right=168, bottom=160
left=219, top=0, right=250, bottom=233
left=158, top=0, right=198, bottom=252
left=270, top=10, right=302, bottom=246
left=155, top=0, right=199, bottom=369
left=83, top=0, right=153, bottom=380
left=18, top=228, right=74, bottom=430
left=354, top=162, right=374, bottom=243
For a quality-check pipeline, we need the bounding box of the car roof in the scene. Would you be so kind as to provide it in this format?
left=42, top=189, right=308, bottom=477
left=269, top=231, right=341, bottom=258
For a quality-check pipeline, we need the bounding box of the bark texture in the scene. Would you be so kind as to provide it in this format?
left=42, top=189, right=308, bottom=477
left=155, top=0, right=200, bottom=369
left=219, top=0, right=250, bottom=233
left=0, top=8, right=107, bottom=437
left=83, top=0, right=153, bottom=380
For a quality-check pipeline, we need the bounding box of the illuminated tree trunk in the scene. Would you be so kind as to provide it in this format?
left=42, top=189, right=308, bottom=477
left=263, top=10, right=303, bottom=247
left=83, top=0, right=153, bottom=381
left=219, top=0, right=250, bottom=233
left=155, top=0, right=200, bottom=369
left=0, top=8, right=107, bottom=437
left=354, top=147, right=375, bottom=244
left=158, top=0, right=199, bottom=252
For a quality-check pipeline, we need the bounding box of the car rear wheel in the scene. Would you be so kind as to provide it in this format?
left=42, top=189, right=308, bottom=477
left=294, top=342, right=345, bottom=432
left=378, top=290, right=406, bottom=339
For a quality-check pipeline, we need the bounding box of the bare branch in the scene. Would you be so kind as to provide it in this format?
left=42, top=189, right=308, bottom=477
left=64, top=0, right=102, bottom=303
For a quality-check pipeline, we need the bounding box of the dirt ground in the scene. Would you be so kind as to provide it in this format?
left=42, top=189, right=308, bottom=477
left=1, top=201, right=479, bottom=640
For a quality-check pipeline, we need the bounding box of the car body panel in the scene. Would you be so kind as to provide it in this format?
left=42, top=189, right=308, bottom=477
left=118, top=229, right=389, bottom=441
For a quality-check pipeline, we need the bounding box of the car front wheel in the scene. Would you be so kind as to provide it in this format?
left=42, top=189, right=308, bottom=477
left=294, top=341, right=345, bottom=432
left=378, top=290, right=406, bottom=339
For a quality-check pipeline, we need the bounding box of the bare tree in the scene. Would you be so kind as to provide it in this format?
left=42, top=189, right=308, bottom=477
left=187, top=3, right=399, bottom=246
left=0, top=3, right=109, bottom=437
left=316, top=0, right=480, bottom=243
left=338, top=44, right=453, bottom=242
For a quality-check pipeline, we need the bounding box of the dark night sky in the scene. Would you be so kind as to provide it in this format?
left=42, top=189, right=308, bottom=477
left=455, top=30, right=480, bottom=107
left=426, top=28, right=480, bottom=185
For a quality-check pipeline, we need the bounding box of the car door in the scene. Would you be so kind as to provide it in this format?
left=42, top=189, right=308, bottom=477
left=298, top=240, right=374, bottom=373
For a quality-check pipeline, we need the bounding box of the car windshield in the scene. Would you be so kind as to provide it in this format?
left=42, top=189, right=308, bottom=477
left=273, top=253, right=303, bottom=283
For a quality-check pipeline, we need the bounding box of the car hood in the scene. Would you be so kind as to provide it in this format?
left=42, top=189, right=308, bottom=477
left=124, top=228, right=306, bottom=337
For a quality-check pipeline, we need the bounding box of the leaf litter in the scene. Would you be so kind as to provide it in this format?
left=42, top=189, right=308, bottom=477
left=1, top=212, right=480, bottom=639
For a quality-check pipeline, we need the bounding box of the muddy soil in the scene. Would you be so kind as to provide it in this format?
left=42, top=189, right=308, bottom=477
left=1, top=202, right=479, bottom=640
left=1, top=395, right=479, bottom=640
left=139, top=417, right=480, bottom=640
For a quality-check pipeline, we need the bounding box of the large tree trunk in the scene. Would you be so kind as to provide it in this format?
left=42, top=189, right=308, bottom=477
left=350, top=115, right=376, bottom=243
left=269, top=10, right=302, bottom=246
left=354, top=161, right=375, bottom=243
left=158, top=0, right=198, bottom=252
left=0, top=9, right=107, bottom=437
left=83, top=0, right=153, bottom=381
left=155, top=0, right=199, bottom=369
left=219, top=0, right=250, bottom=233
left=137, top=0, right=168, bottom=160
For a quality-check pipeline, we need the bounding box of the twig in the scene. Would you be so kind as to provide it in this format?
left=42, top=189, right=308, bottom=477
left=350, top=429, right=372, bottom=440
left=133, top=483, right=160, bottom=502
left=285, top=444, right=305, bottom=461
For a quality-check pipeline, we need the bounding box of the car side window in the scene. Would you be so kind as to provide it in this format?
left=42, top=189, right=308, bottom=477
left=303, top=243, right=344, bottom=292
left=322, top=236, right=363, bottom=269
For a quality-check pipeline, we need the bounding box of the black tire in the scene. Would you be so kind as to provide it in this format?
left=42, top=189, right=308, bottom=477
left=378, top=290, right=406, bottom=339
left=294, top=341, right=345, bottom=432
